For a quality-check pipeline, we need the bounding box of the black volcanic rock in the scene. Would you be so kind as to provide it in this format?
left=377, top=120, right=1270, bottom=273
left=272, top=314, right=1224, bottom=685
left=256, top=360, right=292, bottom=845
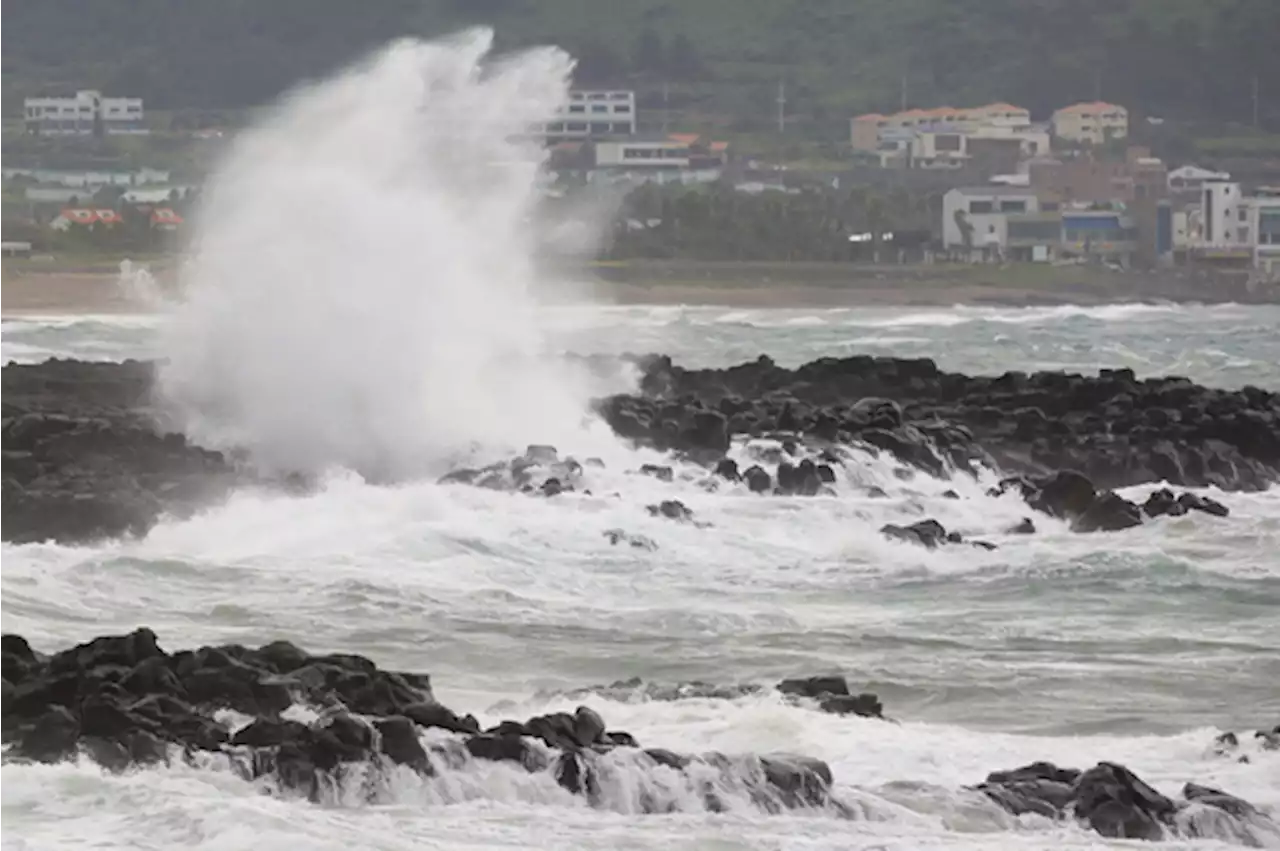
left=1, top=360, right=247, bottom=544
left=5, top=356, right=1266, bottom=544
left=595, top=354, right=1280, bottom=492
left=1, top=629, right=839, bottom=815
left=978, top=760, right=1277, bottom=843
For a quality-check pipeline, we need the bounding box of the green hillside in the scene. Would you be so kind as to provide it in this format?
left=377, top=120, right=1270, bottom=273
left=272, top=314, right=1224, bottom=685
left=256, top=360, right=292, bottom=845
left=3, top=0, right=1277, bottom=135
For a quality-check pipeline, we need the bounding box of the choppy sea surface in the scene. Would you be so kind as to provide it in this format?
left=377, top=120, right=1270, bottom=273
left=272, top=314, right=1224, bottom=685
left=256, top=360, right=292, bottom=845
left=3, top=302, right=1279, bottom=851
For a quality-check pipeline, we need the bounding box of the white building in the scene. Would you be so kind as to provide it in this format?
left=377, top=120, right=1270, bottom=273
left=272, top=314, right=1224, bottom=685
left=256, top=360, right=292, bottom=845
left=1051, top=102, right=1129, bottom=146
left=1199, top=181, right=1251, bottom=248
left=594, top=138, right=689, bottom=169
left=942, top=186, right=1041, bottom=250
left=540, top=90, right=635, bottom=140
left=1182, top=182, right=1280, bottom=272
left=1251, top=195, right=1280, bottom=274
left=24, top=90, right=147, bottom=136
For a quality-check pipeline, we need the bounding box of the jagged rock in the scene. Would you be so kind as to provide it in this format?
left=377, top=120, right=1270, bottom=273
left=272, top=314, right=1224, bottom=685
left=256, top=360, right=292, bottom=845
left=602, top=529, right=659, bottom=550
left=978, top=760, right=1275, bottom=843
left=777, top=675, right=849, bottom=699
left=713, top=458, right=740, bottom=481
left=600, top=354, right=1280, bottom=493
left=742, top=465, right=772, bottom=493
left=880, top=518, right=948, bottom=549
left=647, top=499, right=694, bottom=522
left=1008, top=517, right=1037, bottom=534
left=1073, top=492, right=1144, bottom=533
left=639, top=464, right=674, bottom=482
left=9, top=629, right=1271, bottom=835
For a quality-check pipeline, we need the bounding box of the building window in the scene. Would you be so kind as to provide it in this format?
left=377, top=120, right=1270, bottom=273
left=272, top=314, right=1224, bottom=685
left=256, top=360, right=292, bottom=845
left=566, top=122, right=587, bottom=132
left=568, top=105, right=585, bottom=114
left=591, top=105, right=607, bottom=113
left=613, top=104, right=631, bottom=113
left=1238, top=227, right=1250, bottom=243
left=1239, top=208, right=1248, bottom=221
left=969, top=200, right=994, bottom=213
left=1000, top=200, right=1027, bottom=212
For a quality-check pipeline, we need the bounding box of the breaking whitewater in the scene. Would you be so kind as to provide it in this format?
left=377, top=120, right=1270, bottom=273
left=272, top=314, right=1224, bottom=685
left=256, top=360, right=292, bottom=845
left=3, top=30, right=1279, bottom=851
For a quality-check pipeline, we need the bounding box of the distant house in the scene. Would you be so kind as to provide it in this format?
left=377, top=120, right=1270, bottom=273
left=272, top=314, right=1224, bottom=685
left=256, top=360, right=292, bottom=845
left=850, top=102, right=1047, bottom=166
left=594, top=137, right=691, bottom=169
left=538, top=90, right=635, bottom=140
left=1051, top=102, right=1129, bottom=146
left=49, top=208, right=123, bottom=230
left=24, top=90, right=147, bottom=136
left=942, top=186, right=1042, bottom=253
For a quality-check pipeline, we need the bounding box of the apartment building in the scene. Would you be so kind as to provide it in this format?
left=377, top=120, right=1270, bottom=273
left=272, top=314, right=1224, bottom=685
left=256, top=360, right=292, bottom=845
left=1051, top=102, right=1128, bottom=146
left=539, top=90, right=635, bottom=140
left=24, top=90, right=147, bottom=136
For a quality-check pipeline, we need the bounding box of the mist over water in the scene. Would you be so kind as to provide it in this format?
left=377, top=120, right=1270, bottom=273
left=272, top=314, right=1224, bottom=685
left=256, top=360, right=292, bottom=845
left=157, top=29, right=612, bottom=478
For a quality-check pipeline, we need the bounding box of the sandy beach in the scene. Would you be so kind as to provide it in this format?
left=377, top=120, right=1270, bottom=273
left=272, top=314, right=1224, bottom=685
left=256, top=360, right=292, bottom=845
left=3, top=258, right=1272, bottom=317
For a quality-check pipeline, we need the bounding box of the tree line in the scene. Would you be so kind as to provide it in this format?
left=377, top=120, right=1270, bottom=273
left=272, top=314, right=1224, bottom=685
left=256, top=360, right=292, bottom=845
left=597, top=183, right=938, bottom=262
left=3, top=0, right=1276, bottom=131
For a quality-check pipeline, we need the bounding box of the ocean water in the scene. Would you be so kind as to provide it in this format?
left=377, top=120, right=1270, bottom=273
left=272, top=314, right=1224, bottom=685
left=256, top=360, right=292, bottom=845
left=3, top=303, right=1279, bottom=851
left=4, top=30, right=1280, bottom=851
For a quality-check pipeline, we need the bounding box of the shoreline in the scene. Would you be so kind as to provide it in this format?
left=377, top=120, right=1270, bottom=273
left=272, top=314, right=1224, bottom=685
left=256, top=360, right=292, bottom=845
left=4, top=260, right=1276, bottom=317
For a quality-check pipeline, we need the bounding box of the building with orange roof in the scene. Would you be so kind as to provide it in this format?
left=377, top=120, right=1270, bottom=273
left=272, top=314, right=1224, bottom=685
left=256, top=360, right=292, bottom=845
left=849, top=101, right=1046, bottom=163
left=1051, top=102, right=1128, bottom=146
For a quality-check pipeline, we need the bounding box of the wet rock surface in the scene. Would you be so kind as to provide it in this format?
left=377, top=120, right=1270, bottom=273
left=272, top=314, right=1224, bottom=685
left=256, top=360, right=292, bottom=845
left=4, top=629, right=1272, bottom=840
left=1, top=360, right=249, bottom=545
left=977, top=760, right=1278, bottom=845
left=1, top=630, right=840, bottom=814
left=4, top=356, right=1269, bottom=544
left=596, top=354, right=1279, bottom=493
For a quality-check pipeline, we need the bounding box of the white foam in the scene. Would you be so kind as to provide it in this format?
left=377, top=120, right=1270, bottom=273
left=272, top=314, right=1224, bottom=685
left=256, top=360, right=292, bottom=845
left=155, top=30, right=615, bottom=479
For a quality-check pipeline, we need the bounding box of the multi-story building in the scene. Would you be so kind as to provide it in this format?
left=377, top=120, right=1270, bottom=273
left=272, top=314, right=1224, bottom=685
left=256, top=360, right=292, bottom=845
left=1251, top=194, right=1280, bottom=275
left=1051, top=102, right=1128, bottom=146
left=24, top=90, right=147, bottom=136
left=1173, top=182, right=1279, bottom=272
left=539, top=90, right=635, bottom=140
left=851, top=102, right=1048, bottom=168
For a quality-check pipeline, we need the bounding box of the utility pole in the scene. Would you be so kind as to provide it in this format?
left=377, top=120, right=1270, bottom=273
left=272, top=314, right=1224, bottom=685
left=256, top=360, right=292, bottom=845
left=1094, top=68, right=1102, bottom=102
left=900, top=75, right=908, bottom=112
left=776, top=79, right=786, bottom=134
left=662, top=81, right=670, bottom=134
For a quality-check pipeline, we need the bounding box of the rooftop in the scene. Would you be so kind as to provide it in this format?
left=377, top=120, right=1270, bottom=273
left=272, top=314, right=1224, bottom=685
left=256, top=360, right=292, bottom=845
left=950, top=185, right=1039, bottom=197
left=1055, top=101, right=1126, bottom=114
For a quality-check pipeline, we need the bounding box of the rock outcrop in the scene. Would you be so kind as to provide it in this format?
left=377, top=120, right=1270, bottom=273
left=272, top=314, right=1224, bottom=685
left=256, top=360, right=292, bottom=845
left=3, top=629, right=1272, bottom=841
left=977, top=760, right=1278, bottom=845
left=2, top=360, right=247, bottom=544
left=596, top=355, right=1280, bottom=492
left=4, top=355, right=1267, bottom=544
left=1, top=629, right=837, bottom=814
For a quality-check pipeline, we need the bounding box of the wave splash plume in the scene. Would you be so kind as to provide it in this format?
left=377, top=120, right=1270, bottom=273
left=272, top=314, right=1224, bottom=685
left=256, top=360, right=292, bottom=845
left=158, top=29, right=603, bottom=479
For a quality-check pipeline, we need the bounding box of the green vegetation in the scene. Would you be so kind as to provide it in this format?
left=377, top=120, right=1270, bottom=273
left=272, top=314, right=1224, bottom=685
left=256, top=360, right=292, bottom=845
left=599, top=183, right=937, bottom=261
left=3, top=0, right=1276, bottom=138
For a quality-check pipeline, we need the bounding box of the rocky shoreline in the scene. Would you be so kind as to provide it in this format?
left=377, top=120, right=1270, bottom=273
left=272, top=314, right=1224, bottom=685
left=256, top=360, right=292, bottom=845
left=3, top=355, right=1278, bottom=544
left=2, top=629, right=1276, bottom=843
